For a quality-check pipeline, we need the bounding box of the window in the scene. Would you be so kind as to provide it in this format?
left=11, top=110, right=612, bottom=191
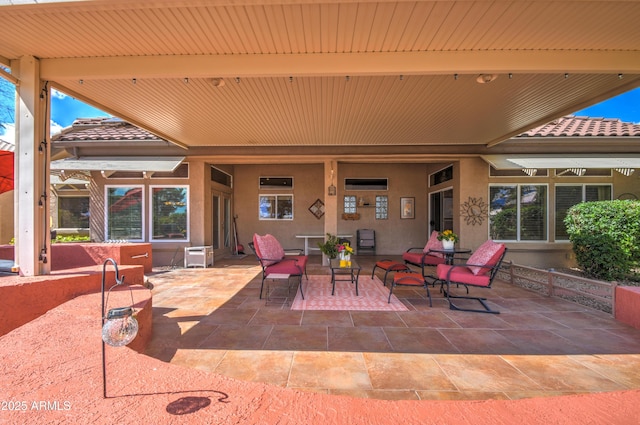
left=105, top=186, right=143, bottom=241
left=429, top=165, right=453, bottom=186
left=489, top=185, right=547, bottom=241
left=375, top=195, right=388, bottom=219
left=344, top=178, right=388, bottom=191
left=210, top=166, right=231, bottom=186
left=344, top=195, right=357, bottom=214
left=58, top=196, right=89, bottom=228
left=259, top=195, right=293, bottom=220
left=151, top=186, right=189, bottom=241
left=260, top=177, right=293, bottom=189
left=555, top=185, right=612, bottom=240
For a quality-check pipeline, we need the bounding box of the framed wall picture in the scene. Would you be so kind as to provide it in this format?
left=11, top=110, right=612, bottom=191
left=400, top=197, right=415, bottom=219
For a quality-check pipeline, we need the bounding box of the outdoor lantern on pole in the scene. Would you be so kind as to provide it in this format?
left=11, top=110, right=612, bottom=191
left=101, top=258, right=138, bottom=398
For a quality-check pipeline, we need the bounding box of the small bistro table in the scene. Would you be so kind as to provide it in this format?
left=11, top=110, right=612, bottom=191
left=429, top=247, right=472, bottom=265
left=329, top=257, right=361, bottom=296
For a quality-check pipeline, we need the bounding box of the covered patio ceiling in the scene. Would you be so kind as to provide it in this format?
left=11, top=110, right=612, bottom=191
left=1, top=0, right=640, bottom=159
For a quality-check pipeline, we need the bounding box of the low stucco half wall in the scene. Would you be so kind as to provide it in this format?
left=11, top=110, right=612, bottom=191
left=0, top=264, right=145, bottom=337
left=615, top=286, right=640, bottom=330
left=0, top=243, right=153, bottom=274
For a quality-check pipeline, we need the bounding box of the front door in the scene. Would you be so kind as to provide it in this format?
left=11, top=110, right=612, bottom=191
left=212, top=191, right=232, bottom=251
left=429, top=188, right=454, bottom=233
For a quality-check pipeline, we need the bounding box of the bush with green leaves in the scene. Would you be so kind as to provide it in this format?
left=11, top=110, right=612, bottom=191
left=564, top=200, right=640, bottom=281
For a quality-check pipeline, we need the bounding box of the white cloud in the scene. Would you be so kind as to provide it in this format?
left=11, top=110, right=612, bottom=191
left=0, top=123, right=14, bottom=145
left=50, top=121, right=64, bottom=136
left=0, top=121, right=66, bottom=144
left=51, top=89, right=67, bottom=100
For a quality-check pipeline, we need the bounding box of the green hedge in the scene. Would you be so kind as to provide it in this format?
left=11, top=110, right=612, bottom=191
left=564, top=200, right=640, bottom=281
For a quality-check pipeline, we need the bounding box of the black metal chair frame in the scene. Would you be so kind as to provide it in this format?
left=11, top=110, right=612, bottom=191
left=388, top=272, right=432, bottom=307
left=371, top=259, right=410, bottom=286
left=435, top=248, right=507, bottom=314
left=402, top=247, right=445, bottom=281
left=248, top=241, right=307, bottom=300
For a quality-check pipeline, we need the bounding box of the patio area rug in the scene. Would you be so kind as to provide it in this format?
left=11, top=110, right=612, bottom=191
left=290, top=275, right=408, bottom=311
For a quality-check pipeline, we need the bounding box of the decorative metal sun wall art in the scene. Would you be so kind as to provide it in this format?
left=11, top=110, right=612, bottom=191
left=460, top=196, right=487, bottom=226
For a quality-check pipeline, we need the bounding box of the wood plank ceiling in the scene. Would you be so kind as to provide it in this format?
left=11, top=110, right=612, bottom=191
left=1, top=0, right=640, bottom=157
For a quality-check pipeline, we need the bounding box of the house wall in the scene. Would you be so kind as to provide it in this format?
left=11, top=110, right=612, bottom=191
left=70, top=157, right=637, bottom=270
left=234, top=162, right=433, bottom=256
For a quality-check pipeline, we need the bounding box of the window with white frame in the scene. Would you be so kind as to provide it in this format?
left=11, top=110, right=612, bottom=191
left=150, top=186, right=189, bottom=241
left=489, top=184, right=547, bottom=241
left=105, top=186, right=144, bottom=241
left=259, top=195, right=293, bottom=220
left=555, top=184, right=612, bottom=240
left=375, top=195, right=388, bottom=219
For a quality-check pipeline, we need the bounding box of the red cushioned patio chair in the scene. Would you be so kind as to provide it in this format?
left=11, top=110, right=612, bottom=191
left=435, top=240, right=507, bottom=314
left=402, top=230, right=447, bottom=277
left=249, top=233, right=308, bottom=300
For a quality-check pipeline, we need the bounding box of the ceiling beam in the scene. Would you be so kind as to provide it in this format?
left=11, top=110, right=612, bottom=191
left=41, top=50, right=640, bottom=80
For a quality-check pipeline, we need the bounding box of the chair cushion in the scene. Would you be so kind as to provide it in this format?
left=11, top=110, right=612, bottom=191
left=402, top=251, right=446, bottom=266
left=423, top=230, right=444, bottom=258
left=466, top=240, right=505, bottom=276
left=265, top=255, right=307, bottom=276
left=393, top=272, right=425, bottom=286
left=436, top=264, right=491, bottom=287
left=253, top=233, right=285, bottom=266
left=375, top=260, right=407, bottom=271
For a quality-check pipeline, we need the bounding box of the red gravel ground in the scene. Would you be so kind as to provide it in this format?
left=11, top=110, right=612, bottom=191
left=2, top=289, right=640, bottom=424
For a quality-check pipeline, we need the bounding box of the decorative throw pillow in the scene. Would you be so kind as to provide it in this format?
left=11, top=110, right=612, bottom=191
left=254, top=233, right=285, bottom=266
left=467, top=240, right=504, bottom=275
left=423, top=230, right=444, bottom=258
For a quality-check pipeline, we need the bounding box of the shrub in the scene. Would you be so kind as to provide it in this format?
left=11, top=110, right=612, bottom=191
left=53, top=234, right=91, bottom=243
left=564, top=200, right=640, bottom=281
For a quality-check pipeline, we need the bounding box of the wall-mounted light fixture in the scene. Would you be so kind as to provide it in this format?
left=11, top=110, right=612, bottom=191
left=476, top=74, right=497, bottom=84
left=38, top=193, right=47, bottom=208
left=101, top=258, right=138, bottom=398
left=328, top=162, right=336, bottom=196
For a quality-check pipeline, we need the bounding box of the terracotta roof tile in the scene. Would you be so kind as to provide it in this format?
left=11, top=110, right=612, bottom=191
left=518, top=116, right=640, bottom=138
left=53, top=117, right=163, bottom=142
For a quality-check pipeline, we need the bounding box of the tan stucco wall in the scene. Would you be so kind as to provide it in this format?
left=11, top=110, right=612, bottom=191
left=614, top=172, right=640, bottom=200
left=234, top=162, right=433, bottom=256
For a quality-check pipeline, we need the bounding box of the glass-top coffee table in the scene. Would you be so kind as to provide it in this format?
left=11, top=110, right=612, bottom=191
left=329, top=257, right=361, bottom=296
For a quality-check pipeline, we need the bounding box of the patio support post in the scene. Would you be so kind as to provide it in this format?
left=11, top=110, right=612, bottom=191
left=13, top=55, right=51, bottom=276
left=323, top=158, right=338, bottom=264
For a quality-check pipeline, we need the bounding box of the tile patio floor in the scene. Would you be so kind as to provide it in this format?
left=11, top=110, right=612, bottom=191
left=144, top=255, right=640, bottom=401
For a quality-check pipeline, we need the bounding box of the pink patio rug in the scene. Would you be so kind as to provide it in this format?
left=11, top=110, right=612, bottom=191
left=290, top=275, right=408, bottom=311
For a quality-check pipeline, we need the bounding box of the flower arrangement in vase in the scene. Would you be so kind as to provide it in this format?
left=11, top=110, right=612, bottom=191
left=318, top=233, right=340, bottom=259
left=338, top=242, right=354, bottom=267
left=437, top=230, right=458, bottom=250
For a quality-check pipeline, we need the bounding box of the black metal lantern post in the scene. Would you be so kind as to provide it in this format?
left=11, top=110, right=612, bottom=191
left=101, top=258, right=139, bottom=398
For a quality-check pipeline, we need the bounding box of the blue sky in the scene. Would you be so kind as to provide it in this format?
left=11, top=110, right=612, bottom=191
left=1, top=83, right=640, bottom=145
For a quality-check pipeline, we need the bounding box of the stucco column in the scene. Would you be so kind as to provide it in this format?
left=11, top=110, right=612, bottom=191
left=13, top=55, right=50, bottom=276
left=323, top=159, right=338, bottom=263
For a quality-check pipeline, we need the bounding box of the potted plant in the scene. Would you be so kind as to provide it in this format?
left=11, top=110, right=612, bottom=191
left=437, top=229, right=458, bottom=250
left=318, top=233, right=340, bottom=259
